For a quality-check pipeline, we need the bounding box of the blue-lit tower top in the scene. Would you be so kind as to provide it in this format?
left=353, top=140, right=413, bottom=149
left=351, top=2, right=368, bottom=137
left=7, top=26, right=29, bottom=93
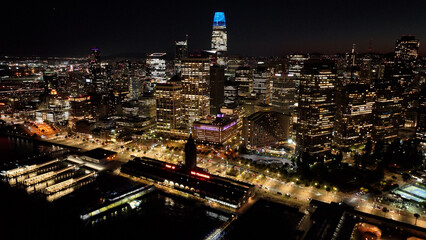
left=213, top=12, right=226, bottom=27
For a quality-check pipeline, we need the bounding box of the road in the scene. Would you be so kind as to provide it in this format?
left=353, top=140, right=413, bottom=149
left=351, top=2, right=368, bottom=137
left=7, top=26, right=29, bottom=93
left=43, top=133, right=426, bottom=228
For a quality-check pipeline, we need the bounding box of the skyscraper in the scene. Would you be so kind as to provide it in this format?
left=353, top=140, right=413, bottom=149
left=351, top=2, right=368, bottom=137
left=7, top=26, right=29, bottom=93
left=295, top=59, right=336, bottom=158
left=334, top=83, right=375, bottom=150
left=224, top=80, right=239, bottom=108
left=395, top=35, right=420, bottom=61
left=211, top=12, right=227, bottom=66
left=393, top=36, right=421, bottom=129
left=235, top=67, right=253, bottom=97
left=181, top=57, right=210, bottom=127
left=372, top=64, right=404, bottom=142
left=209, top=65, right=225, bottom=115
left=88, top=48, right=104, bottom=93
left=271, top=73, right=296, bottom=115
left=253, top=66, right=272, bottom=105
left=211, top=12, right=227, bottom=52
left=146, top=53, right=167, bottom=83
left=89, top=48, right=101, bottom=70
left=155, top=75, right=183, bottom=133
left=174, top=36, right=188, bottom=74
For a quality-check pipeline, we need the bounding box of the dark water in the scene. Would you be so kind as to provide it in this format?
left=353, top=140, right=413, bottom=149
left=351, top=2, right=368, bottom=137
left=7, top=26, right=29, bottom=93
left=0, top=135, right=58, bottom=163
left=0, top=136, right=229, bottom=240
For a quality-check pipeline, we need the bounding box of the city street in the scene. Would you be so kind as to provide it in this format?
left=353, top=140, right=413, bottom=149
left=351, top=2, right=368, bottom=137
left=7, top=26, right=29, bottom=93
left=42, top=133, right=426, bottom=228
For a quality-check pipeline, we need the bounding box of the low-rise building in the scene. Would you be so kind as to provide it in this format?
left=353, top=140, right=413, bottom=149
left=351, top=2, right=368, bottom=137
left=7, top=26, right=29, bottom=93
left=193, top=114, right=238, bottom=145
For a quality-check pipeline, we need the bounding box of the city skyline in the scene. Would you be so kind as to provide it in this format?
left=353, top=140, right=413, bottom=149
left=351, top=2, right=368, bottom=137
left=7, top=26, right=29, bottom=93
left=1, top=2, right=426, bottom=239
left=1, top=0, right=426, bottom=57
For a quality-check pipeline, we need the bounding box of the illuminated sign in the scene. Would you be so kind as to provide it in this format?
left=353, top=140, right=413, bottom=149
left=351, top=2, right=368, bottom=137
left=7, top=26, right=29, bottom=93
left=190, top=171, right=210, bottom=179
left=165, top=164, right=176, bottom=170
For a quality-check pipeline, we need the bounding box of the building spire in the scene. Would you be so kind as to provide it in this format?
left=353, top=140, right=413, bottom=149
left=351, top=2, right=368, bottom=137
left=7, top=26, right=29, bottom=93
left=184, top=133, right=197, bottom=170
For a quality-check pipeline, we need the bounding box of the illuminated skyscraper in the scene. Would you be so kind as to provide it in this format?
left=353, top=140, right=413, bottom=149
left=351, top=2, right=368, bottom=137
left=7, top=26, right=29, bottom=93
left=253, top=66, right=272, bottom=105
left=211, top=12, right=227, bottom=66
left=334, top=83, right=375, bottom=150
left=211, top=12, right=227, bottom=52
left=88, top=48, right=104, bottom=93
left=89, top=48, right=101, bottom=69
left=174, top=36, right=188, bottom=74
left=287, top=54, right=309, bottom=77
left=395, top=35, right=420, bottom=61
left=372, top=63, right=404, bottom=142
left=155, top=75, right=183, bottom=133
left=146, top=53, right=167, bottom=83
left=181, top=57, right=210, bottom=126
left=235, top=67, right=253, bottom=97
left=295, top=59, right=336, bottom=158
left=271, top=73, right=296, bottom=115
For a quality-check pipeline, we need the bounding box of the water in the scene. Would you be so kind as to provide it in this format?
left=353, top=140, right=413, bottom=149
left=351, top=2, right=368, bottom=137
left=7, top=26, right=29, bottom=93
left=85, top=192, right=230, bottom=240
left=0, top=135, right=58, bottom=163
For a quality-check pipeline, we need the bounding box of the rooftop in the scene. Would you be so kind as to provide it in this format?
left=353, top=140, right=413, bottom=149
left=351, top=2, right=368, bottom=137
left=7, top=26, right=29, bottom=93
left=82, top=148, right=117, bottom=160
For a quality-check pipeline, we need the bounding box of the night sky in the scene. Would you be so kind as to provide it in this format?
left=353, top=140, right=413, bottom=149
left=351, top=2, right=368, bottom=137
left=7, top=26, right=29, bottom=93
left=1, top=0, right=425, bottom=57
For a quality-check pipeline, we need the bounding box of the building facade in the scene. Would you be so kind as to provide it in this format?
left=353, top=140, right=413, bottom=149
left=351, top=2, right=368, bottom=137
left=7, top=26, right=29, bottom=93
left=146, top=53, right=167, bottom=83
left=294, top=59, right=336, bottom=158
left=181, top=58, right=210, bottom=126
left=193, top=115, right=238, bottom=145
left=155, top=77, right=183, bottom=132
left=209, top=65, right=225, bottom=115
left=334, top=83, right=375, bottom=150
left=243, top=111, right=290, bottom=149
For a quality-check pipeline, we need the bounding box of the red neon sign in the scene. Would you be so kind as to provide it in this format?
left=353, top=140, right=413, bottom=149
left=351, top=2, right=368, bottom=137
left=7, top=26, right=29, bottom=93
left=190, top=171, right=210, bottom=179
left=165, top=164, right=176, bottom=170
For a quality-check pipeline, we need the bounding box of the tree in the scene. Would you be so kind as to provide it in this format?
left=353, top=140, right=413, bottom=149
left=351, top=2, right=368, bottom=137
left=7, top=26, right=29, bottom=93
left=354, top=153, right=361, bottom=168
left=297, top=152, right=311, bottom=179
left=373, top=140, right=384, bottom=163
left=382, top=207, right=389, bottom=217
left=365, top=138, right=372, bottom=155
left=336, top=151, right=343, bottom=163
left=414, top=213, right=420, bottom=225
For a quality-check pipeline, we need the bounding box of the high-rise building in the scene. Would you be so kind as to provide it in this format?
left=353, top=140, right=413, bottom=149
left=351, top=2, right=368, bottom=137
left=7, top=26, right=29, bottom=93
left=209, top=65, right=225, bottom=115
left=372, top=65, right=404, bottom=142
left=211, top=12, right=228, bottom=66
left=334, top=83, right=375, bottom=150
left=146, top=53, right=167, bottom=83
left=89, top=48, right=101, bottom=70
left=155, top=75, right=183, bottom=133
left=295, top=59, right=336, bottom=158
left=395, top=35, right=420, bottom=61
left=235, top=67, right=253, bottom=97
left=88, top=48, right=104, bottom=93
left=211, top=12, right=227, bottom=52
left=417, top=83, right=426, bottom=143
left=271, top=73, right=296, bottom=115
left=393, top=36, right=421, bottom=129
left=129, top=77, right=141, bottom=99
left=174, top=37, right=188, bottom=74
left=253, top=66, right=272, bottom=105
left=43, top=70, right=58, bottom=92
left=181, top=57, right=210, bottom=126
left=288, top=54, right=309, bottom=77
left=224, top=80, right=239, bottom=108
